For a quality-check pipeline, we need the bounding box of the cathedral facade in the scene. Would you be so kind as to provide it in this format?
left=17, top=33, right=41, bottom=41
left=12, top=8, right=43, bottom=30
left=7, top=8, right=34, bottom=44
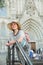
left=0, top=0, right=43, bottom=52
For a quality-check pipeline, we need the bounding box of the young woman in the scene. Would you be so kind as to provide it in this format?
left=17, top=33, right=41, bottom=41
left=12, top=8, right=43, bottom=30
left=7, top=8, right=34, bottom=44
left=6, top=21, right=29, bottom=54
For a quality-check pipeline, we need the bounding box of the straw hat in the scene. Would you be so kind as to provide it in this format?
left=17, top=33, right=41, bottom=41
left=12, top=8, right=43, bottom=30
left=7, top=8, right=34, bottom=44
left=7, top=21, right=21, bottom=30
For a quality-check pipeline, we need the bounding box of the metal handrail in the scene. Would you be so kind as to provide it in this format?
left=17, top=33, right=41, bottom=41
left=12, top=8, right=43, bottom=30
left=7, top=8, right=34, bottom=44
left=16, top=41, right=33, bottom=65
left=6, top=41, right=33, bottom=65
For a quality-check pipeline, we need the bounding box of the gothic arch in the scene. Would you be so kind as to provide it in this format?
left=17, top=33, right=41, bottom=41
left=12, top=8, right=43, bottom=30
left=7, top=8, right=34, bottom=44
left=22, top=18, right=42, bottom=40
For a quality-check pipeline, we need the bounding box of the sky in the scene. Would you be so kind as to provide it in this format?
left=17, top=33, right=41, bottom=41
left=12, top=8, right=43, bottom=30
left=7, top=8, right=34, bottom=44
left=0, top=7, right=7, bottom=17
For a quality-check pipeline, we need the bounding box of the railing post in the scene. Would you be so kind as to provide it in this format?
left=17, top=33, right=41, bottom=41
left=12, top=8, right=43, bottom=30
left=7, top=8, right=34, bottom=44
left=6, top=41, right=11, bottom=65
left=12, top=44, right=14, bottom=65
left=8, top=46, right=11, bottom=65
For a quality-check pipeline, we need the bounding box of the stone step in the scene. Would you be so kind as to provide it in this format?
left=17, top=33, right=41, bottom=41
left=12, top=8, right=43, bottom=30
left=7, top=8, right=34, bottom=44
left=31, top=59, right=43, bottom=65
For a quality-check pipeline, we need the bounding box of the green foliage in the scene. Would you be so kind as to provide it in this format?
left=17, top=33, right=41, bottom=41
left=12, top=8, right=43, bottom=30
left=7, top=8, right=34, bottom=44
left=0, top=0, right=5, bottom=8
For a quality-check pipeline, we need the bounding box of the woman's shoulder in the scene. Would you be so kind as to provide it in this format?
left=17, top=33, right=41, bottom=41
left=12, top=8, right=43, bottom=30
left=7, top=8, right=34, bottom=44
left=19, top=30, right=25, bottom=34
left=18, top=30, right=26, bottom=37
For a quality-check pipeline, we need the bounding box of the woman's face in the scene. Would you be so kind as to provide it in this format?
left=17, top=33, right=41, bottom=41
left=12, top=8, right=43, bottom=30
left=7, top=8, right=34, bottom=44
left=11, top=23, right=18, bottom=30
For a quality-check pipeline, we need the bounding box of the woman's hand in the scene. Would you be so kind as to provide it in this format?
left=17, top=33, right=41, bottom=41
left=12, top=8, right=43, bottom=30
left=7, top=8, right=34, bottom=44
left=6, top=40, right=16, bottom=46
left=6, top=43, right=10, bottom=46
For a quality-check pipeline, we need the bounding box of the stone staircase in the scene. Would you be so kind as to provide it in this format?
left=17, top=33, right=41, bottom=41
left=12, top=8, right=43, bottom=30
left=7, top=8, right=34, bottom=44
left=31, top=59, right=43, bottom=65
left=0, top=52, right=43, bottom=65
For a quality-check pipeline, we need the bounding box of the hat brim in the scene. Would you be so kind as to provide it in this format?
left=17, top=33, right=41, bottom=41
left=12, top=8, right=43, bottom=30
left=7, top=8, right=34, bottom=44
left=7, top=21, right=21, bottom=30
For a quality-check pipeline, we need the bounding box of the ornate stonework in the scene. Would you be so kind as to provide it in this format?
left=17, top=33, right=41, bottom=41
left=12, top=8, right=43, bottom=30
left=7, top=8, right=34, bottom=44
left=0, top=0, right=43, bottom=51
left=25, top=0, right=35, bottom=16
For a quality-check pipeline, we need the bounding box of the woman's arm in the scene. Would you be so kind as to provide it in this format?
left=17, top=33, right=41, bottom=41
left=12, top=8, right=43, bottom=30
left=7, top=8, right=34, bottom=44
left=17, top=30, right=25, bottom=43
left=6, top=36, right=24, bottom=46
left=17, top=35, right=25, bottom=43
